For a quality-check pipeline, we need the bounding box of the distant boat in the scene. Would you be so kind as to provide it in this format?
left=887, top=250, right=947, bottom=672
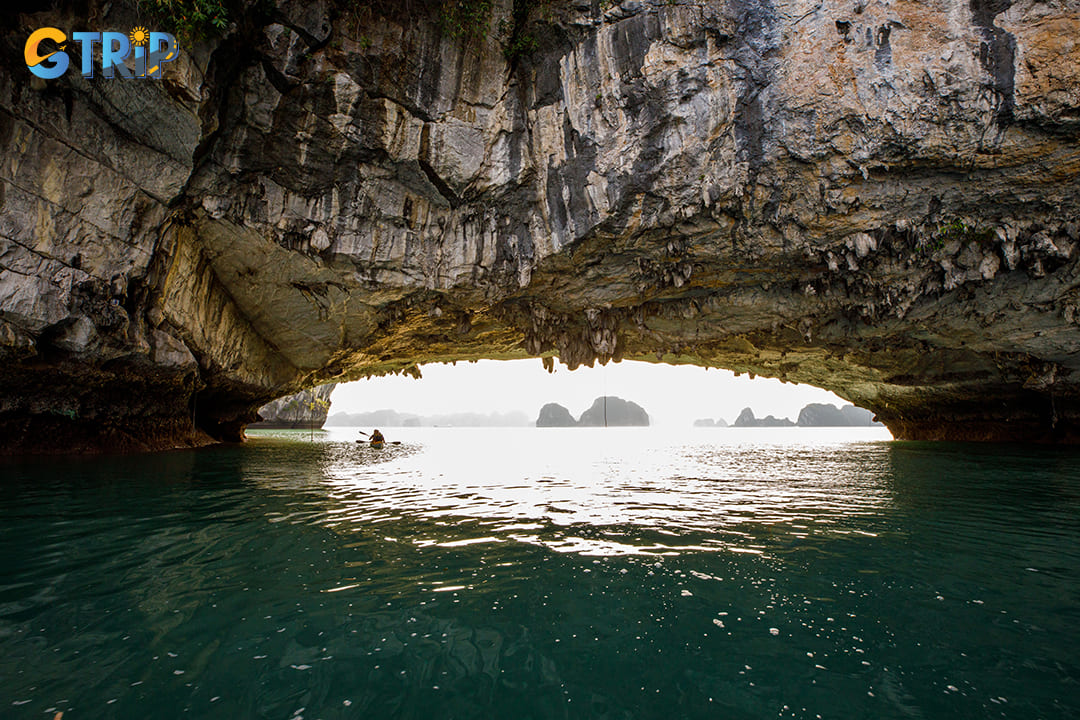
left=370, top=439, right=384, bottom=449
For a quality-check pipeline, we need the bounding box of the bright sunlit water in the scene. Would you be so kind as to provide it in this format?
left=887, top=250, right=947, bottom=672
left=2, top=427, right=1079, bottom=719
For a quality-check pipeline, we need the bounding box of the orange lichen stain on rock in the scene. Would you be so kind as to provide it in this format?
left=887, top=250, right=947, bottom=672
left=1005, top=15, right=1080, bottom=114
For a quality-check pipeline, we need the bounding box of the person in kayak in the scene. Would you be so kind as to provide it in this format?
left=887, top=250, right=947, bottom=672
left=370, top=429, right=385, bottom=444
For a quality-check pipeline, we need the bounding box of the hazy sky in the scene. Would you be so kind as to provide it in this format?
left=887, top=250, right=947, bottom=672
left=330, top=359, right=847, bottom=426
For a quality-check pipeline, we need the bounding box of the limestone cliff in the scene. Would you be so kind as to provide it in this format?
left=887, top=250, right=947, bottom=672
left=249, top=383, right=336, bottom=428
left=2, top=0, right=1080, bottom=452
left=734, top=407, right=795, bottom=427
left=578, top=396, right=650, bottom=426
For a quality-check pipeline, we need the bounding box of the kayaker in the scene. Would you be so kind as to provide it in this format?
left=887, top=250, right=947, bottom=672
left=370, top=429, right=385, bottom=444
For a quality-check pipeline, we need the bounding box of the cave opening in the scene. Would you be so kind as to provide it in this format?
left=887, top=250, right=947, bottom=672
left=276, top=359, right=884, bottom=433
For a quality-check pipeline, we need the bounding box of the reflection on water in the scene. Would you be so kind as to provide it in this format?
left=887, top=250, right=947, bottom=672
left=1, top=428, right=1079, bottom=719
left=311, top=428, right=896, bottom=561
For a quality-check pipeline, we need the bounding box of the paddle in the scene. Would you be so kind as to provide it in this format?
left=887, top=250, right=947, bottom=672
left=356, top=430, right=401, bottom=445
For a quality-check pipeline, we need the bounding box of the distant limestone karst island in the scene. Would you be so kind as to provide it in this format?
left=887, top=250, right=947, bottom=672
left=322, top=401, right=878, bottom=430
left=537, top=397, right=650, bottom=427
left=694, top=403, right=882, bottom=428
left=796, top=403, right=881, bottom=427
left=734, top=408, right=795, bottom=427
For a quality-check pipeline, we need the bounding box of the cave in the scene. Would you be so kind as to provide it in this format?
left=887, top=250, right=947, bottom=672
left=2, top=0, right=1080, bottom=453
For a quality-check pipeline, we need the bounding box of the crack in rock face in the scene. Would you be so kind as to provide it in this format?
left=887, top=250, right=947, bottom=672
left=2, top=0, right=1080, bottom=452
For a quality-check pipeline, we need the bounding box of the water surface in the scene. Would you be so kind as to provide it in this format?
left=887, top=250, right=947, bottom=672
left=2, top=427, right=1078, bottom=718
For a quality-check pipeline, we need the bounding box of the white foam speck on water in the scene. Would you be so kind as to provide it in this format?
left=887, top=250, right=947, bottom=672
left=435, top=537, right=502, bottom=548
left=323, top=583, right=360, bottom=593
left=769, top=628, right=780, bottom=636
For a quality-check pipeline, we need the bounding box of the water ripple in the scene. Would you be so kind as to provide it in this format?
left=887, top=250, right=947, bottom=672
left=308, top=429, right=898, bottom=558
left=2, top=428, right=1079, bottom=719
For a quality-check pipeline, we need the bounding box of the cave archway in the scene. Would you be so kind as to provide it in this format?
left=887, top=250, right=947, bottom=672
left=2, top=0, right=1079, bottom=452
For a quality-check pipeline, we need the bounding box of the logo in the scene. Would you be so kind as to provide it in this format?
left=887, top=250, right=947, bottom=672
left=25, top=27, right=179, bottom=80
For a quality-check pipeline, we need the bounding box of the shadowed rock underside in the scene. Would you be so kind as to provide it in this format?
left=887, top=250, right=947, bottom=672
left=2, top=0, right=1080, bottom=452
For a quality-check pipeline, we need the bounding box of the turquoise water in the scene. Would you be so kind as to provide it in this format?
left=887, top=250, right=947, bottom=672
left=2, top=427, right=1079, bottom=719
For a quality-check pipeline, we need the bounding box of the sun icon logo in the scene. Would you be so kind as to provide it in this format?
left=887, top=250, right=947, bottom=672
left=129, top=26, right=150, bottom=47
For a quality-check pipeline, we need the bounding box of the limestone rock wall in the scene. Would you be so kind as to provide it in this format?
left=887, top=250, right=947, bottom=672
left=2, top=0, right=1080, bottom=450
left=251, top=383, right=336, bottom=428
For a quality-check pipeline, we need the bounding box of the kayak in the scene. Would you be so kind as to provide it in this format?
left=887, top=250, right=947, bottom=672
left=355, top=438, right=391, bottom=447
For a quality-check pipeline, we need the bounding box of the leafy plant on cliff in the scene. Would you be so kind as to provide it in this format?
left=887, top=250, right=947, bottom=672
left=438, top=0, right=496, bottom=41
left=442, top=0, right=562, bottom=59
left=136, top=0, right=230, bottom=42
left=306, top=396, right=331, bottom=415
left=501, top=0, right=560, bottom=61
left=503, top=27, right=539, bottom=60
left=921, top=219, right=994, bottom=255
left=335, top=0, right=562, bottom=61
